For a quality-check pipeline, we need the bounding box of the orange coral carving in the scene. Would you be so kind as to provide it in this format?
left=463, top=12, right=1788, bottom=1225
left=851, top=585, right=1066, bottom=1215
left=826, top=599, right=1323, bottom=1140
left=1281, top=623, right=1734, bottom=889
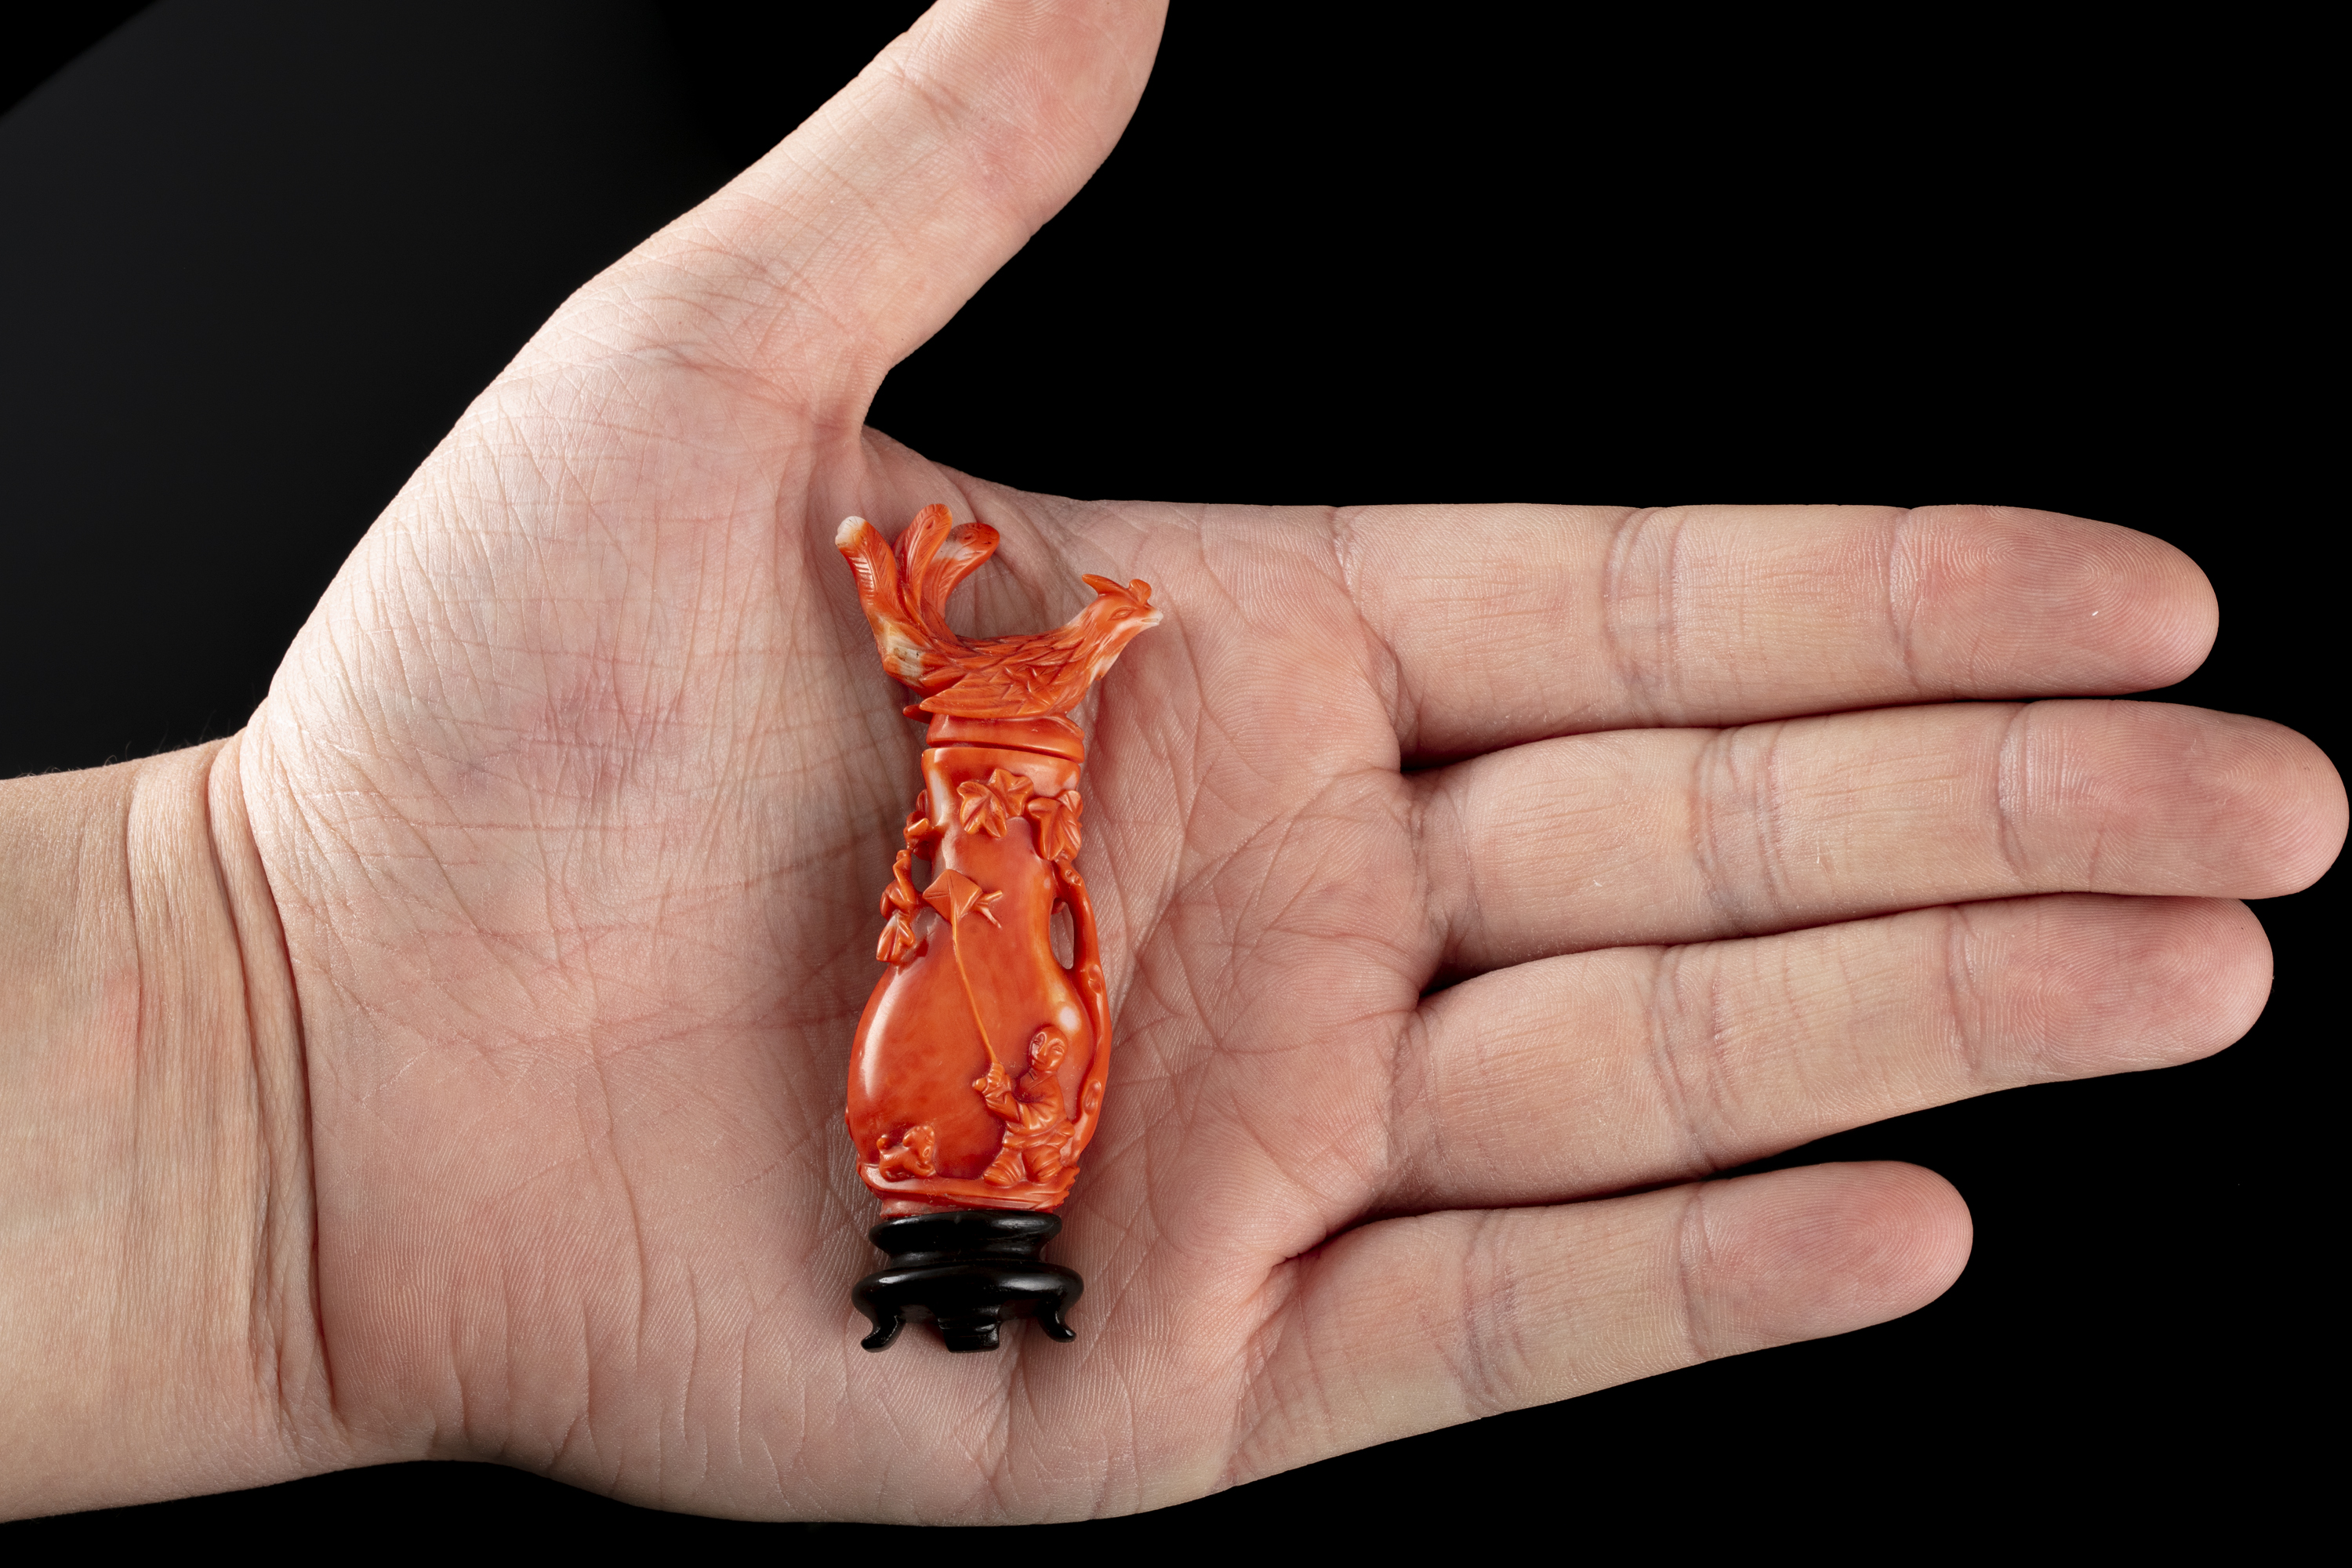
left=837, top=507, right=1160, bottom=720
left=839, top=507, right=1156, bottom=1218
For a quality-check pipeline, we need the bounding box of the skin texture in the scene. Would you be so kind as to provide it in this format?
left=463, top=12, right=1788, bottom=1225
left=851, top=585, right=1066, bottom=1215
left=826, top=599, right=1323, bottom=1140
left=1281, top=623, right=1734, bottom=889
left=0, top=0, right=2343, bottom=1523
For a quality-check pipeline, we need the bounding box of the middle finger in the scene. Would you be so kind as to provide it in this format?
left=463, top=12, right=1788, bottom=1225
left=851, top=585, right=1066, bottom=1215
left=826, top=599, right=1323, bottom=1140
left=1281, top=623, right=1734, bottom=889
left=1417, top=698, right=2335, bottom=972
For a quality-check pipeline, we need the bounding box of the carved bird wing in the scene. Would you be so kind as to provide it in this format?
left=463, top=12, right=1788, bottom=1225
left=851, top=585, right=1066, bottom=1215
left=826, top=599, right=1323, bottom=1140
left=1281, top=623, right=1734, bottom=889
left=920, top=624, right=1094, bottom=717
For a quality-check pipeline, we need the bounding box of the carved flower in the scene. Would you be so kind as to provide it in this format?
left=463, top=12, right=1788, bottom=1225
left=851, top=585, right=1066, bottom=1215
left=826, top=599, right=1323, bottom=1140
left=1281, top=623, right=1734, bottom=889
left=1025, top=789, right=1083, bottom=864
left=955, top=768, right=1035, bottom=838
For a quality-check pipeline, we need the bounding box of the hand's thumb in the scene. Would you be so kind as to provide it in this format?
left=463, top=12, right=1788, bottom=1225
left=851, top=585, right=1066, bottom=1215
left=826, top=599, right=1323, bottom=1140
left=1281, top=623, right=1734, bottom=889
left=564, top=1, right=1166, bottom=414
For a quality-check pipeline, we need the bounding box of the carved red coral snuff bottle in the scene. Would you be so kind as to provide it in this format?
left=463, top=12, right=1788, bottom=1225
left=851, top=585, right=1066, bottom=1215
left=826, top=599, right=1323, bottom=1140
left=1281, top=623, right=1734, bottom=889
left=835, top=504, right=1159, bottom=1352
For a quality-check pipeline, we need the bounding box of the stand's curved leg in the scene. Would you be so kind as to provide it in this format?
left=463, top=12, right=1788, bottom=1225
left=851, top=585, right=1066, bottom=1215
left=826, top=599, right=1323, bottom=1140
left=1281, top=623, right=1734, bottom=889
left=1034, top=1284, right=1078, bottom=1342
left=852, top=1283, right=906, bottom=1352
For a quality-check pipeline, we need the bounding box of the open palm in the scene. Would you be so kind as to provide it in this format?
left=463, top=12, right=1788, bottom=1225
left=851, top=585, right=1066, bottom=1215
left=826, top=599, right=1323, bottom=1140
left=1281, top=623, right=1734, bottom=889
left=226, top=2, right=2343, bottom=1522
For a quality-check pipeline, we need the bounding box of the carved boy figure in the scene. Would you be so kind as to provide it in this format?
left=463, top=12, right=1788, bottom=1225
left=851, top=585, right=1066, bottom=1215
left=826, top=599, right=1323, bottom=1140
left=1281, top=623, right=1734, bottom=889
left=976, top=1030, right=1077, bottom=1188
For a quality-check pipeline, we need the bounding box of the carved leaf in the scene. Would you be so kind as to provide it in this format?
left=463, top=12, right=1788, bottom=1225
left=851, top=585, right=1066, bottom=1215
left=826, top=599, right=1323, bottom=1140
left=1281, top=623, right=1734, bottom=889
left=880, top=848, right=921, bottom=916
left=1025, top=789, right=1083, bottom=863
left=904, top=789, right=938, bottom=851
left=921, top=867, right=987, bottom=922
left=876, top=912, right=923, bottom=967
left=990, top=768, right=1035, bottom=815
left=955, top=769, right=1033, bottom=837
left=956, top=778, right=1007, bottom=837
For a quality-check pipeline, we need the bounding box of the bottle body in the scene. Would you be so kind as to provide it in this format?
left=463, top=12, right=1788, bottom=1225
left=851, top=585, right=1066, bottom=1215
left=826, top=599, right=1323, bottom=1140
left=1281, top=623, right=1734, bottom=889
left=846, top=717, right=1109, bottom=1214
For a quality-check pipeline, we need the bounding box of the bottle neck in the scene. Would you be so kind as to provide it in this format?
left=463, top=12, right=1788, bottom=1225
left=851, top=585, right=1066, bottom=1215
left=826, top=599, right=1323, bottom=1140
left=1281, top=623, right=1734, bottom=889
left=922, top=712, right=1085, bottom=763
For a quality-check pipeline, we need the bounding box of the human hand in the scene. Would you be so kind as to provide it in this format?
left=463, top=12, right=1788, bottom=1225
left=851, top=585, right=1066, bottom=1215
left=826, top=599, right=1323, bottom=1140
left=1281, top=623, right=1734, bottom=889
left=6, top=0, right=2341, bottom=1525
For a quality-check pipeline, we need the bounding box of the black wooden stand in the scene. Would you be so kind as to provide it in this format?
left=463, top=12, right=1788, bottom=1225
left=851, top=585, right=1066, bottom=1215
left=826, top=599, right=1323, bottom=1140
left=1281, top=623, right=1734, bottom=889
left=852, top=1210, right=1083, bottom=1352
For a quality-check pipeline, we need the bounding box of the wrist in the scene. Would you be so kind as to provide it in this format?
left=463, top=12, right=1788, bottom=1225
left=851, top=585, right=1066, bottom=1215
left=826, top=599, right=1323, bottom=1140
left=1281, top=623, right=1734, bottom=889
left=0, top=737, right=347, bottom=1518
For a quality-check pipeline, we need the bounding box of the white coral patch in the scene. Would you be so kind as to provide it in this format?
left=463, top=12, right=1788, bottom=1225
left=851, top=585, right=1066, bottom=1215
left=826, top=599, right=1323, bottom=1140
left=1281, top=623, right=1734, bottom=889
left=884, top=628, right=928, bottom=681
left=836, top=517, right=869, bottom=546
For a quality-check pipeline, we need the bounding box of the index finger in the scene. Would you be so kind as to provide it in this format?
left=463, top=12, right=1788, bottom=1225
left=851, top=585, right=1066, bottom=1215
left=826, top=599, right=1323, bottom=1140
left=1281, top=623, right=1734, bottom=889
left=1334, top=504, right=2217, bottom=755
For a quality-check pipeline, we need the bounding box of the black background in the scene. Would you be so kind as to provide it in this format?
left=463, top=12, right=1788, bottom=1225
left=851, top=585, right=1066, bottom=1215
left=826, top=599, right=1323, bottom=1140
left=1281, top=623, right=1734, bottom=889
left=2, top=0, right=2332, bottom=1546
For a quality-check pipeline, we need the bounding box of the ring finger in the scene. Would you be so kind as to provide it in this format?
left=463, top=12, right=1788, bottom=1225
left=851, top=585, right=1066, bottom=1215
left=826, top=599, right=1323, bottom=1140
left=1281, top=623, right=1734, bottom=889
left=1381, top=891, right=2270, bottom=1210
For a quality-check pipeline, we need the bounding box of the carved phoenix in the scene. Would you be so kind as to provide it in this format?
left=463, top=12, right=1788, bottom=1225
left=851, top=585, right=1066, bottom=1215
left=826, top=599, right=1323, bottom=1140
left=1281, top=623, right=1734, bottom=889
left=837, top=505, right=1161, bottom=718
